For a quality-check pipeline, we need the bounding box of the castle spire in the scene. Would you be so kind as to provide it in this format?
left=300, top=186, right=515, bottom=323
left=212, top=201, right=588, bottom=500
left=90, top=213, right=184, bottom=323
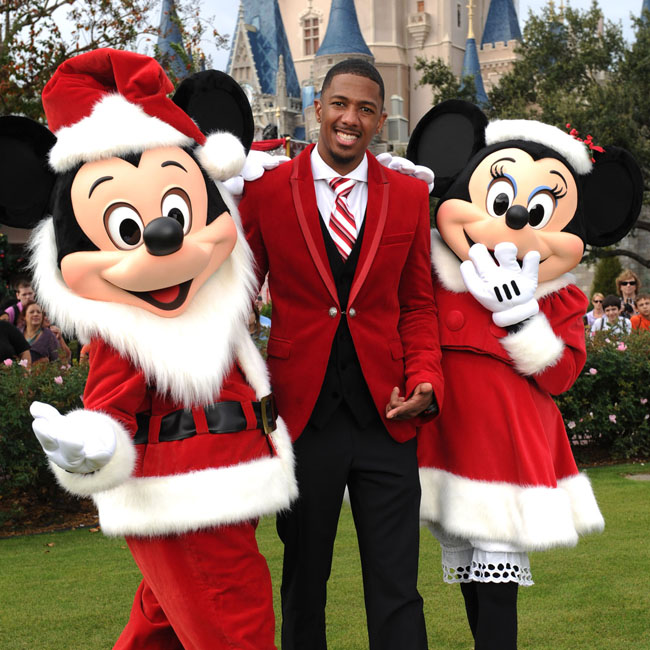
left=157, top=0, right=190, bottom=81
left=481, top=0, right=522, bottom=47
left=461, top=0, right=489, bottom=107
left=317, top=0, right=372, bottom=57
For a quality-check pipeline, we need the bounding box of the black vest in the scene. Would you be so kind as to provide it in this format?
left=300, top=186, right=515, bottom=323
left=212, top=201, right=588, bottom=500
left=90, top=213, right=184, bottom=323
left=307, top=215, right=377, bottom=430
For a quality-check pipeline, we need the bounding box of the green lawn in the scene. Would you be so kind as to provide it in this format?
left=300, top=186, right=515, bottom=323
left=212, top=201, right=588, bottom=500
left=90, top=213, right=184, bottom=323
left=1, top=464, right=648, bottom=649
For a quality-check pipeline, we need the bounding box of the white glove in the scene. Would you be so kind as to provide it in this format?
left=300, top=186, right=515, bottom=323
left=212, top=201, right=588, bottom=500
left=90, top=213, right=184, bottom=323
left=376, top=152, right=434, bottom=193
left=31, top=402, right=116, bottom=474
left=460, top=242, right=540, bottom=328
left=222, top=149, right=291, bottom=199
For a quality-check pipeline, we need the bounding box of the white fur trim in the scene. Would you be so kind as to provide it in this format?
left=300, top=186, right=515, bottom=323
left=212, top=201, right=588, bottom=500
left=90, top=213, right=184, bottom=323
left=500, top=312, right=564, bottom=376
left=28, top=197, right=257, bottom=406
left=419, top=467, right=603, bottom=551
left=49, top=411, right=135, bottom=498
left=195, top=132, right=246, bottom=181
left=94, top=417, right=297, bottom=536
left=486, top=119, right=593, bottom=175
left=48, top=94, right=195, bottom=173
left=431, top=230, right=466, bottom=292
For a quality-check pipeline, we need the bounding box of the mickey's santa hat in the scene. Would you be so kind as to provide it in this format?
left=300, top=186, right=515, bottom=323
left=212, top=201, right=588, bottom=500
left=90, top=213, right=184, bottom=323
left=42, top=48, right=246, bottom=181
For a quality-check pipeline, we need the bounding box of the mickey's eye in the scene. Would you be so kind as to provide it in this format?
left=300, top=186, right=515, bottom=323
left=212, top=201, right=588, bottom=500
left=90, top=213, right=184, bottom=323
left=162, top=189, right=192, bottom=234
left=486, top=180, right=515, bottom=218
left=527, top=192, right=555, bottom=229
left=105, top=203, right=144, bottom=250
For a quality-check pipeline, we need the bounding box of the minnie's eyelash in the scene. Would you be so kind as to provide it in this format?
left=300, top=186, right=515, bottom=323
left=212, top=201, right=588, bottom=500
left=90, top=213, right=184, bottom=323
left=490, top=164, right=506, bottom=179
left=548, top=184, right=567, bottom=200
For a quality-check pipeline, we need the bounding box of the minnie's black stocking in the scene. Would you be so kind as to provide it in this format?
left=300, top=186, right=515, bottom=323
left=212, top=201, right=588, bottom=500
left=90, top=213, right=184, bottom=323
left=460, top=581, right=518, bottom=650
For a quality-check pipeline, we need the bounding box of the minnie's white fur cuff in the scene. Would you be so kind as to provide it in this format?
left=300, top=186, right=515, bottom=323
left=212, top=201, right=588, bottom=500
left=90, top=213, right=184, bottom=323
left=500, top=312, right=564, bottom=375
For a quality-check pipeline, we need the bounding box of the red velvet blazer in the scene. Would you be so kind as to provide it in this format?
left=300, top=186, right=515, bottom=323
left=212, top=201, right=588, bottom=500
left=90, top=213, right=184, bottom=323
left=239, top=145, right=443, bottom=442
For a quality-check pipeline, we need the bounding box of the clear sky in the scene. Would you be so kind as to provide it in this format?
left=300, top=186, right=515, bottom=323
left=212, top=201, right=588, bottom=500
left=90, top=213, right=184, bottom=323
left=204, top=0, right=644, bottom=72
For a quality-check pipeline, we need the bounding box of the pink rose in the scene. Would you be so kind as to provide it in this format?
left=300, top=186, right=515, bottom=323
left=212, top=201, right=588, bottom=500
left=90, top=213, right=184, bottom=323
left=589, top=368, right=598, bottom=375
left=567, top=421, right=576, bottom=429
left=641, top=398, right=648, bottom=405
left=18, top=359, right=29, bottom=367
left=617, top=342, right=627, bottom=351
left=3, top=358, right=13, bottom=367
left=608, top=414, right=617, bottom=424
left=54, top=376, right=63, bottom=385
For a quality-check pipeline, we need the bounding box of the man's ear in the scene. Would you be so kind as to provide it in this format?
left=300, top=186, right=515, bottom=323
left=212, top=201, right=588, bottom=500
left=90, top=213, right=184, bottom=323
left=0, top=116, right=56, bottom=228
left=406, top=100, right=487, bottom=197
left=172, top=70, right=254, bottom=154
left=582, top=146, right=643, bottom=247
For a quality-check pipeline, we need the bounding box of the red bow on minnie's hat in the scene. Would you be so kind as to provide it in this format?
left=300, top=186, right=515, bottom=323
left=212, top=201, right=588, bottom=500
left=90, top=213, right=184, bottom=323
left=42, top=49, right=245, bottom=181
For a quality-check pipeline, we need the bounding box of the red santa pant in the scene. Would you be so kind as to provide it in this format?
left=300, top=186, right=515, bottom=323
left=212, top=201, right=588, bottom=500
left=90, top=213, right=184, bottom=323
left=114, top=520, right=276, bottom=650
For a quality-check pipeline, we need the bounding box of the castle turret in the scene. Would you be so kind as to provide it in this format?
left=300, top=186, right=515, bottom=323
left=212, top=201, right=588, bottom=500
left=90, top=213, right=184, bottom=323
left=461, top=1, right=489, bottom=107
left=157, top=0, right=190, bottom=81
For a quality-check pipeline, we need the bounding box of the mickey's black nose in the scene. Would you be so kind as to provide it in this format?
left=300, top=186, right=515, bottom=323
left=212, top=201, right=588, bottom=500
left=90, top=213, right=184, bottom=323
left=505, top=205, right=529, bottom=230
left=143, top=217, right=184, bottom=256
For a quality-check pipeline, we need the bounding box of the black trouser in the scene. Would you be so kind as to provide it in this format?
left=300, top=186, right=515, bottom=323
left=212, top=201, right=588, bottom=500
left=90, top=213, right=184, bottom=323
left=277, top=405, right=427, bottom=650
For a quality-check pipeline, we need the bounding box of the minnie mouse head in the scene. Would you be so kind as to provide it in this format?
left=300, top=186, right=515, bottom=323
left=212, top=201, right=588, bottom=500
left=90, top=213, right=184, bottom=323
left=406, top=100, right=643, bottom=284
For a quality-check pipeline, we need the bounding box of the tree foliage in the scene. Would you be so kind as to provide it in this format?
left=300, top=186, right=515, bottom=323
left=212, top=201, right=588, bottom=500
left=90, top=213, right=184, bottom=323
left=414, top=56, right=479, bottom=106
left=0, top=0, right=226, bottom=120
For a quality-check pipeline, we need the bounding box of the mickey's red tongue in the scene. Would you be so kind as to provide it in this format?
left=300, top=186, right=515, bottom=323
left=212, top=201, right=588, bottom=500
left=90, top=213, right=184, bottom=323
left=149, top=285, right=181, bottom=304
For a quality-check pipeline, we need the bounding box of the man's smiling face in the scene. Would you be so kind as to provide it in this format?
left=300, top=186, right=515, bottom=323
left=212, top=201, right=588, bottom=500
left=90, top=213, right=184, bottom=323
left=314, top=73, right=387, bottom=176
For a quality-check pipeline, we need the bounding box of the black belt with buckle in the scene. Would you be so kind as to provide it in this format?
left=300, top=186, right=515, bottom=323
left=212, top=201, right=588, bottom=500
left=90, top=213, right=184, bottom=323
left=133, top=394, right=278, bottom=445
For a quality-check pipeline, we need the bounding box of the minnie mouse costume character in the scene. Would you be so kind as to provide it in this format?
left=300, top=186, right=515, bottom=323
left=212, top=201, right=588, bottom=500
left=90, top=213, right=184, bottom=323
left=406, top=100, right=642, bottom=649
left=0, top=49, right=297, bottom=649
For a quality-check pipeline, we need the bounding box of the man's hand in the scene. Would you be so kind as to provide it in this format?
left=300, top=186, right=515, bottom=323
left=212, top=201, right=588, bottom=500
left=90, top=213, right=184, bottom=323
left=386, top=382, right=435, bottom=420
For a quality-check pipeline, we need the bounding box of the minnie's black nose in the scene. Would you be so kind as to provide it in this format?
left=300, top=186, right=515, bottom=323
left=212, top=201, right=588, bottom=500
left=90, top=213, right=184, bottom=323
left=505, top=205, right=529, bottom=230
left=143, top=217, right=184, bottom=256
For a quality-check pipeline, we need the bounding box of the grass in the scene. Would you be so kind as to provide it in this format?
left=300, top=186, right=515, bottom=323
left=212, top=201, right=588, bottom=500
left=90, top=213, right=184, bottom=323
left=1, top=464, right=649, bottom=649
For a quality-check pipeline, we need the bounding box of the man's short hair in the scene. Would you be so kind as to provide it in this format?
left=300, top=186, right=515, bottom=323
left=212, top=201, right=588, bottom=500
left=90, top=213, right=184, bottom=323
left=634, top=293, right=650, bottom=304
left=320, top=59, right=385, bottom=104
left=603, top=294, right=621, bottom=309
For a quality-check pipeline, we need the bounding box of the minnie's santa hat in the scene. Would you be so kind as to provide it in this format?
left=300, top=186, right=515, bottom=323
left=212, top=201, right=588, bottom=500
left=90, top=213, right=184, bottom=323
left=42, top=48, right=246, bottom=181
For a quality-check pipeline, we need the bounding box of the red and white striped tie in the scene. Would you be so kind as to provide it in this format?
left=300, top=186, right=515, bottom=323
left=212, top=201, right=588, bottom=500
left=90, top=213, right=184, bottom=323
left=328, top=177, right=357, bottom=260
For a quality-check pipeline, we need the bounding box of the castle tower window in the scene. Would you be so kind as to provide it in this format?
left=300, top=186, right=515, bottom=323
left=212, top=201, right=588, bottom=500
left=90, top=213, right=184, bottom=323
left=304, top=16, right=320, bottom=55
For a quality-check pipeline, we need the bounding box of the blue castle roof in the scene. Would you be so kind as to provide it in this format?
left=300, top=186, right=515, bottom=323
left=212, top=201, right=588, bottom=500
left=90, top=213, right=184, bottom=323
left=157, top=0, right=190, bottom=80
left=643, top=0, right=650, bottom=21
left=230, top=0, right=300, bottom=98
left=461, top=38, right=489, bottom=107
left=481, top=0, right=522, bottom=47
left=317, top=0, right=372, bottom=57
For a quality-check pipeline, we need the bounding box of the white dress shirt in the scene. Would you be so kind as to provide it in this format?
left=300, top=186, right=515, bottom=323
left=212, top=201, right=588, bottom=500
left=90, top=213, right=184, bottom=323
left=311, top=146, right=368, bottom=242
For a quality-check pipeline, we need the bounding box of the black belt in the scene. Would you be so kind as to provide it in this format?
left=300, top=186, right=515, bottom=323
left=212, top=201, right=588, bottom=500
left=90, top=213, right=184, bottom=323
left=133, top=394, right=278, bottom=445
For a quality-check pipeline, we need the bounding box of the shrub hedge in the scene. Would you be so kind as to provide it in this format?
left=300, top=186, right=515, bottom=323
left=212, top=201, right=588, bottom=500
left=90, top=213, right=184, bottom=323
left=555, top=328, right=650, bottom=462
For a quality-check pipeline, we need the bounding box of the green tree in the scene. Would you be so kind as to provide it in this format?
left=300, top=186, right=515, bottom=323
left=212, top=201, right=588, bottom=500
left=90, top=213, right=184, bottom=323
left=487, top=1, right=650, bottom=269
left=590, top=255, right=623, bottom=298
left=414, top=56, right=479, bottom=106
left=0, top=0, right=225, bottom=120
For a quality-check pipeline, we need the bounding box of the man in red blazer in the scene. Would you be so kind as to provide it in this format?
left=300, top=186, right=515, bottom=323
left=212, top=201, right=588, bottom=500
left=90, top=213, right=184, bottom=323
left=239, top=59, right=443, bottom=650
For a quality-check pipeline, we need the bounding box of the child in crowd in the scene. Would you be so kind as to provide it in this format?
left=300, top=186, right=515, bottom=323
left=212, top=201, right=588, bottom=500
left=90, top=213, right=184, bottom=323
left=631, top=294, right=650, bottom=331
left=591, top=295, right=632, bottom=336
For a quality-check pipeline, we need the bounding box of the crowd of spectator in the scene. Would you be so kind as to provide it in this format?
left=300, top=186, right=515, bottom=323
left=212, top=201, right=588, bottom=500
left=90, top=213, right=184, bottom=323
left=1, top=276, right=72, bottom=367
left=586, top=269, right=649, bottom=336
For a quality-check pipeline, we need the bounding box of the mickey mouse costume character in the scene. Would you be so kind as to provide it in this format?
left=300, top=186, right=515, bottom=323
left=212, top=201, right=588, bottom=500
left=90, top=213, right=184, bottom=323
left=0, top=49, right=297, bottom=649
left=406, top=100, right=642, bottom=649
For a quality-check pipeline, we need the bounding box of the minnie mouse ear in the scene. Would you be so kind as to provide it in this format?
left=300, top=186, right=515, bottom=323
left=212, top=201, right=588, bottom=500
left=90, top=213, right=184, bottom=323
left=0, top=116, right=56, bottom=229
left=582, top=146, right=643, bottom=247
left=173, top=70, right=254, bottom=153
left=406, top=99, right=487, bottom=197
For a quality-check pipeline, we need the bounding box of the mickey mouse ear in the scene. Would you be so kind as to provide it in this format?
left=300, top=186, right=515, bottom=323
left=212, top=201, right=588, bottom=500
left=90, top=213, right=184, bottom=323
left=582, top=147, right=643, bottom=247
left=0, top=116, right=56, bottom=229
left=173, top=70, right=254, bottom=181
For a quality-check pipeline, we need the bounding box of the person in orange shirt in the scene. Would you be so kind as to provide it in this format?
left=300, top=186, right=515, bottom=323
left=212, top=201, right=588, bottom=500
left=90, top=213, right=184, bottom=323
left=631, top=294, right=650, bottom=331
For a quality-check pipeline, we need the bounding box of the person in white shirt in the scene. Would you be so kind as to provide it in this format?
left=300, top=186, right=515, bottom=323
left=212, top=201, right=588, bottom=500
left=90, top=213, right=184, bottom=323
left=591, top=295, right=632, bottom=336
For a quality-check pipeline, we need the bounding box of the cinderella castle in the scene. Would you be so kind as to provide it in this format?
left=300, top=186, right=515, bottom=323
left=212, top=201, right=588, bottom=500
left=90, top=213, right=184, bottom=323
left=225, top=0, right=523, bottom=148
